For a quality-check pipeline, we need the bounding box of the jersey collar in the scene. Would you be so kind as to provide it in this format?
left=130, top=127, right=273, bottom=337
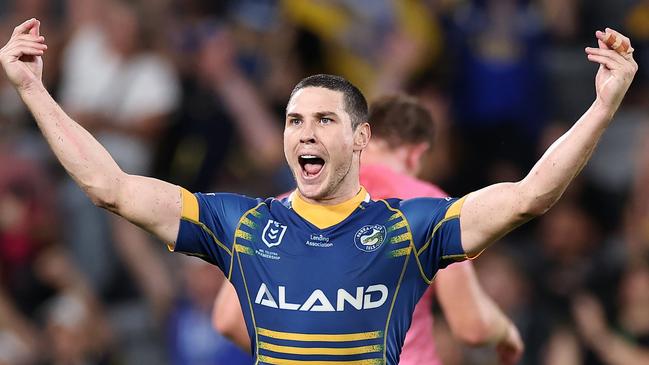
left=289, top=187, right=370, bottom=229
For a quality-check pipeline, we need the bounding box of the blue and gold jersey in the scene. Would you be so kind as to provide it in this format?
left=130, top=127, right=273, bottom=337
left=173, top=187, right=466, bottom=365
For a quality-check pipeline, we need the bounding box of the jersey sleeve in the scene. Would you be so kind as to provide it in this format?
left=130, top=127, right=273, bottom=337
left=171, top=188, right=259, bottom=274
left=399, top=196, right=467, bottom=281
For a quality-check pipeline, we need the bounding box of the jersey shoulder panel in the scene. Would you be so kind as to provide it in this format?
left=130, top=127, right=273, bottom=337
left=397, top=197, right=466, bottom=282
left=174, top=191, right=265, bottom=273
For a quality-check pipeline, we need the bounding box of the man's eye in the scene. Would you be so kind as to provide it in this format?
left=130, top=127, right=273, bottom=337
left=290, top=119, right=302, bottom=125
left=320, top=118, right=332, bottom=124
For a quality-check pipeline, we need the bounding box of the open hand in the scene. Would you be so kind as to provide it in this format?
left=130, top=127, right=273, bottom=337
left=585, top=28, right=638, bottom=113
left=0, top=18, right=47, bottom=91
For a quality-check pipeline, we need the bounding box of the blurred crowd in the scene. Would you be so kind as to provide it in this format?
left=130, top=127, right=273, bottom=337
left=0, top=0, right=648, bottom=364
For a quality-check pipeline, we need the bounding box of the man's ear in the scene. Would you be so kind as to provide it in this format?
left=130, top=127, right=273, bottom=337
left=353, top=122, right=371, bottom=151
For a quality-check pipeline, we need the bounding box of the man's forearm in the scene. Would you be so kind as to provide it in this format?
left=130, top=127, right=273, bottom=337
left=18, top=83, right=124, bottom=207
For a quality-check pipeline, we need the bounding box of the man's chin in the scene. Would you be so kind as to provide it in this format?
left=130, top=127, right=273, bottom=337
left=296, top=184, right=325, bottom=201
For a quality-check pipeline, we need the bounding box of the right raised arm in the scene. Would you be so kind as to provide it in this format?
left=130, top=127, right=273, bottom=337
left=0, top=19, right=181, bottom=244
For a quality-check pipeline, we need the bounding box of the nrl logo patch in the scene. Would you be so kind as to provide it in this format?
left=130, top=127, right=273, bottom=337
left=262, top=220, right=287, bottom=248
left=354, top=225, right=386, bottom=252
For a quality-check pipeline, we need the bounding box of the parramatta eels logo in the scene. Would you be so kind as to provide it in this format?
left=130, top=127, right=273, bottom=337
left=354, top=225, right=387, bottom=252
left=262, top=220, right=287, bottom=248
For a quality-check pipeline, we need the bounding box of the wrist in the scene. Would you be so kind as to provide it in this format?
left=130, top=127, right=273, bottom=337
left=591, top=98, right=617, bottom=122
left=17, top=79, right=46, bottom=98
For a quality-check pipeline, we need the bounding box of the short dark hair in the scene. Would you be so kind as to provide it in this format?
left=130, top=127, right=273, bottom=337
left=369, top=94, right=435, bottom=146
left=289, top=74, right=368, bottom=130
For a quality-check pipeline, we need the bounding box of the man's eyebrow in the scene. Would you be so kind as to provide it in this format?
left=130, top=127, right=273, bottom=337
left=286, top=112, right=303, bottom=119
left=314, top=111, right=338, bottom=118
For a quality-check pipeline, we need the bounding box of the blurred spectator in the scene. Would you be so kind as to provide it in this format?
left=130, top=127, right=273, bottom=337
left=156, top=22, right=288, bottom=195
left=0, top=287, right=40, bottom=365
left=572, top=261, right=649, bottom=365
left=281, top=0, right=442, bottom=96
left=35, top=247, right=113, bottom=365
left=56, top=1, right=179, bottom=363
left=472, top=248, right=533, bottom=365
left=60, top=0, right=179, bottom=172
left=0, top=150, right=58, bottom=316
left=624, top=129, right=649, bottom=256
left=446, top=0, right=547, bottom=193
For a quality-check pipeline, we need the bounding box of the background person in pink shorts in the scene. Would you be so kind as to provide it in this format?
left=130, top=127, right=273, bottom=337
left=212, top=94, right=524, bottom=364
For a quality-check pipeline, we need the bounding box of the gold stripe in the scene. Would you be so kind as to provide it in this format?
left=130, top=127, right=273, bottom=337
left=181, top=188, right=199, bottom=221
left=387, top=220, right=407, bottom=232
left=235, top=244, right=254, bottom=255
left=257, top=328, right=383, bottom=342
left=389, top=233, right=410, bottom=244
left=258, top=342, right=382, bottom=355
left=378, top=200, right=431, bottom=286
left=241, top=216, right=257, bottom=229
left=388, top=247, right=411, bottom=258
left=388, top=213, right=400, bottom=221
left=442, top=253, right=467, bottom=260
left=235, top=229, right=253, bottom=241
left=228, top=203, right=265, bottom=281
left=444, top=196, right=466, bottom=219
left=257, top=355, right=383, bottom=365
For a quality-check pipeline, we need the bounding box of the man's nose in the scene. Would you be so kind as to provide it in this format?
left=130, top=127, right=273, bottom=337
left=299, top=122, right=316, bottom=143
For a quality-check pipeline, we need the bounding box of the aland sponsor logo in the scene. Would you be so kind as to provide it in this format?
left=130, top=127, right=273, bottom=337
left=255, top=283, right=388, bottom=312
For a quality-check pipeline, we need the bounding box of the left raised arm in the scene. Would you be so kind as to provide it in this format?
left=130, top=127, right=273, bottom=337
left=459, top=29, right=638, bottom=257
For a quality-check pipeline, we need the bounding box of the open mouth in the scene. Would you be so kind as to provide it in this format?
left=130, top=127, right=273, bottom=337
left=298, top=155, right=325, bottom=178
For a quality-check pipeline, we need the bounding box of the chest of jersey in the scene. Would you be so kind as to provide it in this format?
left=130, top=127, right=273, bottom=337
left=234, top=202, right=412, bottom=331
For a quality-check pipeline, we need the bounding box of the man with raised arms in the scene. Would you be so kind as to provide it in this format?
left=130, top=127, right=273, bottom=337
left=212, top=94, right=524, bottom=364
left=0, top=18, right=637, bottom=364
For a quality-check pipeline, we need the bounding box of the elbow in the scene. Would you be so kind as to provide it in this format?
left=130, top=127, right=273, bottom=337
left=516, top=183, right=557, bottom=219
left=82, top=174, right=124, bottom=212
left=87, top=190, right=117, bottom=210
left=452, top=321, right=493, bottom=347
left=519, top=198, right=552, bottom=219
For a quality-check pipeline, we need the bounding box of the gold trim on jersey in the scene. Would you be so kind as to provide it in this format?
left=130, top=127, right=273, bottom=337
left=228, top=203, right=265, bottom=280
left=258, top=342, right=383, bottom=355
left=235, top=244, right=254, bottom=255
left=291, top=187, right=369, bottom=229
left=445, top=196, right=466, bottom=219
left=257, top=355, right=384, bottom=365
left=257, top=328, right=383, bottom=342
left=388, top=247, right=411, bottom=258
left=181, top=187, right=199, bottom=221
